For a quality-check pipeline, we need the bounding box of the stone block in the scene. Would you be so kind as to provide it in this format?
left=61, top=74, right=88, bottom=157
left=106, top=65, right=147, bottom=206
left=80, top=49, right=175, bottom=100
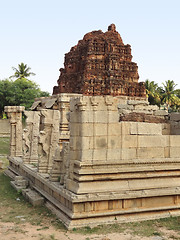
left=108, top=112, right=119, bottom=123
left=147, top=105, right=159, bottom=111
left=122, top=135, right=137, bottom=148
left=162, top=123, right=170, bottom=135
left=94, top=201, right=108, bottom=211
left=170, top=122, right=180, bottom=135
left=170, top=147, right=180, bottom=158
left=170, top=113, right=180, bottom=121
left=134, top=109, right=153, bottom=115
left=94, top=124, right=107, bottom=136
left=108, top=123, right=122, bottom=136
left=80, top=150, right=93, bottom=161
left=85, top=202, right=94, bottom=212
left=118, top=104, right=134, bottom=110
left=137, top=147, right=164, bottom=158
left=73, top=203, right=85, bottom=213
left=107, top=149, right=121, bottom=160
left=77, top=137, right=93, bottom=150
left=79, top=123, right=94, bottom=137
left=69, top=112, right=79, bottom=123
left=122, top=148, right=137, bottom=160
left=94, top=111, right=108, bottom=123
left=70, top=99, right=77, bottom=112
left=108, top=136, right=121, bottom=149
left=154, top=110, right=168, bottom=116
left=112, top=200, right=123, bottom=210
left=127, top=100, right=148, bottom=105
left=137, top=122, right=162, bottom=135
left=93, top=149, right=107, bottom=161
left=164, top=147, right=170, bottom=158
left=142, top=196, right=174, bottom=208
left=11, top=181, right=26, bottom=191
left=118, top=109, right=132, bottom=115
left=70, top=123, right=79, bottom=136
left=14, top=176, right=28, bottom=187
left=69, top=138, right=76, bottom=150
left=138, top=135, right=168, bottom=148
left=170, top=136, right=180, bottom=147
left=22, top=189, right=44, bottom=206
left=80, top=111, right=94, bottom=123
left=129, top=122, right=138, bottom=135
left=95, top=136, right=108, bottom=149
left=124, top=199, right=142, bottom=209
left=121, top=122, right=131, bottom=135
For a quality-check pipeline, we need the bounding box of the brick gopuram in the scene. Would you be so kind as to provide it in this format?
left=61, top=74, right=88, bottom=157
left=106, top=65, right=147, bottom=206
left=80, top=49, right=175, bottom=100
left=4, top=25, right=180, bottom=229
left=53, top=24, right=146, bottom=98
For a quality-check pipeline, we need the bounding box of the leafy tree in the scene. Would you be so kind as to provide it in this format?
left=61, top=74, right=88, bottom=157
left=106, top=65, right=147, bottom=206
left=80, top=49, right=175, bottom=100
left=161, top=80, right=180, bottom=111
left=145, top=79, right=180, bottom=112
left=145, top=79, right=161, bottom=106
left=10, top=62, right=35, bottom=80
left=0, top=78, right=49, bottom=117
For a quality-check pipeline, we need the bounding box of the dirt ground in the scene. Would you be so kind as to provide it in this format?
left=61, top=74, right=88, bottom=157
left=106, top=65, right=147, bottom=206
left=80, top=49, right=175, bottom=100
left=0, top=221, right=150, bottom=240
left=1, top=221, right=180, bottom=240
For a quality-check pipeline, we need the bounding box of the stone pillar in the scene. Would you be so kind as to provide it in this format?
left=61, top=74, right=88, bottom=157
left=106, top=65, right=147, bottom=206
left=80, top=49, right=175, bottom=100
left=57, top=93, right=82, bottom=143
left=4, top=106, right=25, bottom=157
left=49, top=141, right=69, bottom=182
left=66, top=96, right=119, bottom=193
left=38, top=109, right=60, bottom=174
left=23, top=111, right=40, bottom=164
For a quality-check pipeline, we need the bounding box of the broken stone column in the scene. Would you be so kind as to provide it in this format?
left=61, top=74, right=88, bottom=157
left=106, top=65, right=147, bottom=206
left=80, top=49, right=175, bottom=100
left=38, top=109, right=60, bottom=174
left=4, top=106, right=25, bottom=157
left=49, top=141, right=69, bottom=182
left=57, top=93, right=82, bottom=142
left=23, top=111, right=40, bottom=164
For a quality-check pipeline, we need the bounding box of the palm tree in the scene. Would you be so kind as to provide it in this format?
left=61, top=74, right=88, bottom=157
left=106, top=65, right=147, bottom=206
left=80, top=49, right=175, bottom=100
left=10, top=63, right=36, bottom=80
left=161, top=80, right=179, bottom=111
left=145, top=79, right=161, bottom=106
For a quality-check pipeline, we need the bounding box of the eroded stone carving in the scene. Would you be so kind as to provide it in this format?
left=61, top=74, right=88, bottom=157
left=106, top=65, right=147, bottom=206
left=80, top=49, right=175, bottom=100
left=38, top=110, right=60, bottom=174
left=4, top=106, right=25, bottom=157
left=53, top=24, right=146, bottom=98
left=23, top=111, right=40, bottom=164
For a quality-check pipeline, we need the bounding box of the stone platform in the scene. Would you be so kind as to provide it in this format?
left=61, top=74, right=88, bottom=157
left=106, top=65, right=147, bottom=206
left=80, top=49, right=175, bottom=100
left=6, top=149, right=180, bottom=229
left=4, top=96, right=180, bottom=229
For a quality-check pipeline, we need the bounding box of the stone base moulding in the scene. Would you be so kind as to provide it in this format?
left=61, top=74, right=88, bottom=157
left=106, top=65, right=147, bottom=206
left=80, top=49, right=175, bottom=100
left=5, top=156, right=180, bottom=229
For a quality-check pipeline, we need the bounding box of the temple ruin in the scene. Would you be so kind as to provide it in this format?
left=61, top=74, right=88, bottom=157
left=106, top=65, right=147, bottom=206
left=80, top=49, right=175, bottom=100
left=4, top=24, right=180, bottom=229
left=53, top=24, right=146, bottom=98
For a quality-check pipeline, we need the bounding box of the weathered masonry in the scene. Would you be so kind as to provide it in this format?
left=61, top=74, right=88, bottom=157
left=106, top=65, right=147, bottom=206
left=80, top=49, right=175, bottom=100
left=4, top=24, right=180, bottom=229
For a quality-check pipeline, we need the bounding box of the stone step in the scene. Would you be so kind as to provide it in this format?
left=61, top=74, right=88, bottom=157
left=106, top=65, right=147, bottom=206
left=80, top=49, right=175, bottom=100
left=4, top=169, right=17, bottom=180
left=22, top=188, right=44, bottom=206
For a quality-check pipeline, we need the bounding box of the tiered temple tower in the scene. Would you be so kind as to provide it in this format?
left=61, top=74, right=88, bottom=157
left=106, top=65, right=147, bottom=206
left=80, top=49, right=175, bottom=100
left=53, top=24, right=146, bottom=97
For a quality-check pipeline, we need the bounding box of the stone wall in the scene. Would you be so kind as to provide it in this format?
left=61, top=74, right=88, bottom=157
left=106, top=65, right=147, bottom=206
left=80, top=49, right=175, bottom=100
left=4, top=96, right=180, bottom=229
left=169, top=112, right=180, bottom=135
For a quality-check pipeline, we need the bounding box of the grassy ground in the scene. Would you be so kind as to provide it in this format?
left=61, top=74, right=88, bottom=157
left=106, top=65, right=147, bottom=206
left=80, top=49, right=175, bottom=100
left=0, top=172, right=66, bottom=230
left=0, top=137, right=10, bottom=155
left=1, top=137, right=180, bottom=239
left=1, top=171, right=180, bottom=239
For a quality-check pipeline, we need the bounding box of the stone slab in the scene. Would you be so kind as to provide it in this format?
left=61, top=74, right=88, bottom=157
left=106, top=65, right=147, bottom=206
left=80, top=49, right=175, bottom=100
left=22, top=188, right=44, bottom=206
left=170, top=113, right=180, bottom=121
left=10, top=181, right=27, bottom=191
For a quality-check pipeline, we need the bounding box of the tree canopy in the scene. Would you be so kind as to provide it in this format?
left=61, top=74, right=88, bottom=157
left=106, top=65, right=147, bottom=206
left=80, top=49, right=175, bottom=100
left=0, top=63, right=50, bottom=117
left=145, top=79, right=180, bottom=112
left=0, top=78, right=49, bottom=117
left=10, top=62, right=36, bottom=80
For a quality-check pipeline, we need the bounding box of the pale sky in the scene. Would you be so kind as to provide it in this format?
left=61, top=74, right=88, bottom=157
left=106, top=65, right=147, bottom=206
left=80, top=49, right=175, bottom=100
left=0, top=0, right=180, bottom=94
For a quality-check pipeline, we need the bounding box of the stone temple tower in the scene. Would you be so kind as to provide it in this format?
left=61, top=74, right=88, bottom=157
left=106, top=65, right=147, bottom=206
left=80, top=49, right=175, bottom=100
left=53, top=24, right=146, bottom=97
